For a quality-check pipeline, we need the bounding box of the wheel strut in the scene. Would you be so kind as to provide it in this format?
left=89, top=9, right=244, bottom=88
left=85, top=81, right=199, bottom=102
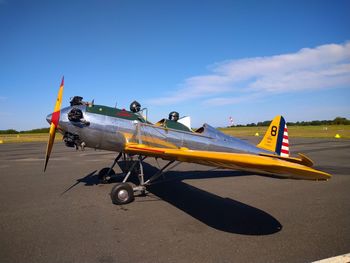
left=110, top=156, right=177, bottom=205
left=98, top=152, right=122, bottom=183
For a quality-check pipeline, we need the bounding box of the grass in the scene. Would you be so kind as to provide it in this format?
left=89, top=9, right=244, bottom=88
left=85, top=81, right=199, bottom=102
left=0, top=125, right=349, bottom=144
left=220, top=125, right=350, bottom=139
left=0, top=133, right=63, bottom=144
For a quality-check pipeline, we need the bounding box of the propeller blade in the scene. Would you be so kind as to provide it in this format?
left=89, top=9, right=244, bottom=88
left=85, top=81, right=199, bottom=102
left=44, top=77, right=64, bottom=172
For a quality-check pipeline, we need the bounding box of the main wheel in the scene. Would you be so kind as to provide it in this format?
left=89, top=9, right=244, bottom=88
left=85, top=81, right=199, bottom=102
left=110, top=183, right=134, bottom=205
left=98, top=168, right=116, bottom=184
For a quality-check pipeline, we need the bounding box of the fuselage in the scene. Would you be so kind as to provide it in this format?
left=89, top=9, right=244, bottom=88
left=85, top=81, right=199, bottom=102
left=47, top=104, right=270, bottom=155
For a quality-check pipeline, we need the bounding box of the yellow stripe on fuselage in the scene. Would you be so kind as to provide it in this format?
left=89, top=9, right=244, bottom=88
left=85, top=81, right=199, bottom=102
left=121, top=132, right=178, bottom=149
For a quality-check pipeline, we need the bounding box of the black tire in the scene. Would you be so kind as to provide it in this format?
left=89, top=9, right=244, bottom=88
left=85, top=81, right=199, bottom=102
left=110, top=183, right=134, bottom=205
left=98, top=168, right=116, bottom=184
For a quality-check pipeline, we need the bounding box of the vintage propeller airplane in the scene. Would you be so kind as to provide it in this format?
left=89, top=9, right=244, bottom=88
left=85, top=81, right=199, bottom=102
left=44, top=77, right=331, bottom=205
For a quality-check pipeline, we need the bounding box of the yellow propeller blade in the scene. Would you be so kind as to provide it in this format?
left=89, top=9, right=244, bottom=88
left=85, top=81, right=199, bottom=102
left=44, top=77, right=64, bottom=172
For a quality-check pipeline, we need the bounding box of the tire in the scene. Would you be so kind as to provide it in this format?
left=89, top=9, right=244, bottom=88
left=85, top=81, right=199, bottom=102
left=110, top=183, right=134, bottom=205
left=98, top=168, right=116, bottom=184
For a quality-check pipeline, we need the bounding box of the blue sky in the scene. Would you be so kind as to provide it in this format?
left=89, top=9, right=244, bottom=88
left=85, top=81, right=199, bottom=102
left=0, top=0, right=349, bottom=130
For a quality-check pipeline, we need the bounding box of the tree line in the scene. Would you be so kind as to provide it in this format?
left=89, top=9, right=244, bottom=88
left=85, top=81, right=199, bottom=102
left=234, top=117, right=350, bottom=127
left=1, top=117, right=349, bottom=134
left=0, top=128, right=50, bottom=134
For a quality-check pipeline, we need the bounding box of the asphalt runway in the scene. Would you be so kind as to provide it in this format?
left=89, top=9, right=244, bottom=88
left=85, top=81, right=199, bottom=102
left=0, top=138, right=349, bottom=263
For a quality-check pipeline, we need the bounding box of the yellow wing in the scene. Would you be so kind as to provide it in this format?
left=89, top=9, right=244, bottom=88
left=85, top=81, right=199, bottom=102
left=124, top=143, right=331, bottom=181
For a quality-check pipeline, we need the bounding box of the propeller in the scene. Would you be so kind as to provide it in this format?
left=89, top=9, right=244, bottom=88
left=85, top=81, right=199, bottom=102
left=44, top=76, right=64, bottom=172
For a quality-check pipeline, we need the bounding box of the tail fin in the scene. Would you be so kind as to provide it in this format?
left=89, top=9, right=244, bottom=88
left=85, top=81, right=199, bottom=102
left=257, top=115, right=290, bottom=157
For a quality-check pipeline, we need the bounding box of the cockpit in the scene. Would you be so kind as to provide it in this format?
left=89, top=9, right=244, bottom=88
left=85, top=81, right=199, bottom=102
left=155, top=111, right=193, bottom=132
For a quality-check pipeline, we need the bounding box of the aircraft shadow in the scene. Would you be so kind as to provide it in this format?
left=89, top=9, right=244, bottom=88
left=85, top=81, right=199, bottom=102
left=64, top=161, right=282, bottom=235
left=61, top=170, right=98, bottom=195
left=146, top=174, right=282, bottom=235
left=141, top=162, right=282, bottom=235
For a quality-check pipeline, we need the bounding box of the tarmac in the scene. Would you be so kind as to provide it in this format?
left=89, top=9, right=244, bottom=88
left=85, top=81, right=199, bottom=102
left=0, top=138, right=349, bottom=263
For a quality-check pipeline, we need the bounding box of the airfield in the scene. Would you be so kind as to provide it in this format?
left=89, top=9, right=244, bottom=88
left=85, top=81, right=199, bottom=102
left=0, top=138, right=349, bottom=263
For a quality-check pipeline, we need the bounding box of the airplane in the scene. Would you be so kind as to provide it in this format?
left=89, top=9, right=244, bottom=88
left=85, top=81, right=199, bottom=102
left=44, top=77, right=331, bottom=205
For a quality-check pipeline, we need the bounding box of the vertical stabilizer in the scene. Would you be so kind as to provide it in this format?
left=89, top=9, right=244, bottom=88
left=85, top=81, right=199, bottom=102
left=257, top=115, right=290, bottom=157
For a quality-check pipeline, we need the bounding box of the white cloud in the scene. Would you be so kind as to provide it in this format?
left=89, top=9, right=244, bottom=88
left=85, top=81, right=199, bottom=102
left=149, top=42, right=350, bottom=106
left=148, top=75, right=232, bottom=104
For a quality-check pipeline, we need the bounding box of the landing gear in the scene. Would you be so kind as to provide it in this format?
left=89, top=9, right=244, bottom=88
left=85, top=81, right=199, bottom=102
left=98, top=168, right=116, bottom=184
left=109, top=154, right=178, bottom=205
left=110, top=183, right=134, bottom=205
left=97, top=152, right=122, bottom=184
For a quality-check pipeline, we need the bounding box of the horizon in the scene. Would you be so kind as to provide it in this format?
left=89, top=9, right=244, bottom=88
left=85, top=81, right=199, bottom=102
left=1, top=116, right=349, bottom=132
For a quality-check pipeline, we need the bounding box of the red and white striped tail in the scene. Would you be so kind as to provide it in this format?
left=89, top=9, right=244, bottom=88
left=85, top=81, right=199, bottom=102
left=280, top=124, right=290, bottom=157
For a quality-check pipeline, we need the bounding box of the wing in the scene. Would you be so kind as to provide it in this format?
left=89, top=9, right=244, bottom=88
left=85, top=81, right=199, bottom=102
left=124, top=143, right=331, bottom=181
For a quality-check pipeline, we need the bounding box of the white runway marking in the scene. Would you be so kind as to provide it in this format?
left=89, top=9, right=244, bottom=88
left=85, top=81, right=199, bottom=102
left=313, top=253, right=350, bottom=263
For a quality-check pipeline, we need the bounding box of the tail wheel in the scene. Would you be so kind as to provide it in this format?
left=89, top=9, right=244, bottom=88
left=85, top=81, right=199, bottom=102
left=110, top=183, right=134, bottom=205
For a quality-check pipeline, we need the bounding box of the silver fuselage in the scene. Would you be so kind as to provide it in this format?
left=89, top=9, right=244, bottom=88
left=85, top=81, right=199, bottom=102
left=49, top=105, right=270, bottom=155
